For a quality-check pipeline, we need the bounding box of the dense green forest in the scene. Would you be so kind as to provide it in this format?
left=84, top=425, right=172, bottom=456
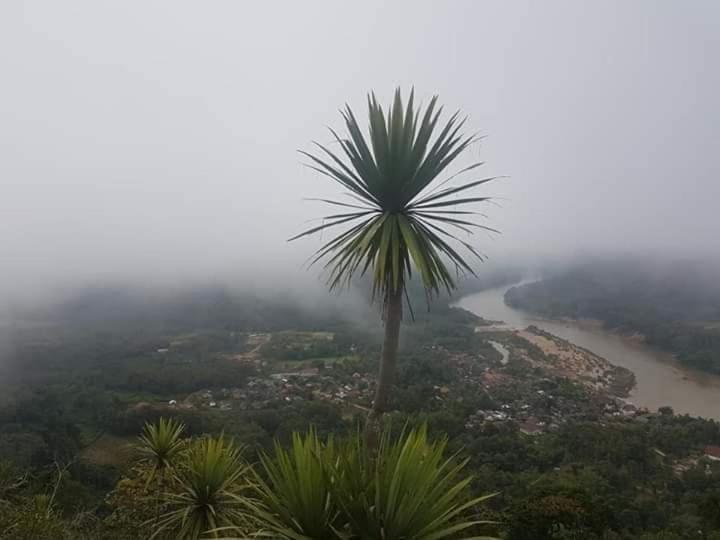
left=2, top=278, right=720, bottom=537
left=505, top=259, right=720, bottom=374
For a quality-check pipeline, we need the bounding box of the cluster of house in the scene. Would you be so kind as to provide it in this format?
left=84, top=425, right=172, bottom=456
left=602, top=399, right=677, bottom=424
left=461, top=395, right=674, bottom=436
left=425, top=335, right=665, bottom=437
left=269, top=370, right=374, bottom=406
left=171, top=369, right=374, bottom=412
left=159, top=333, right=661, bottom=441
left=604, top=400, right=641, bottom=417
left=263, top=369, right=373, bottom=405
left=179, top=389, right=233, bottom=410
left=667, top=446, right=720, bottom=477
left=464, top=402, right=557, bottom=436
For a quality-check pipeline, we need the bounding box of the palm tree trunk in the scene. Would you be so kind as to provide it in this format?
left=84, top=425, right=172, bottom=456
left=365, top=285, right=403, bottom=446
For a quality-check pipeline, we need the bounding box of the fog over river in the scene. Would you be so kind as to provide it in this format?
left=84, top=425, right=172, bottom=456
left=458, top=284, right=720, bottom=420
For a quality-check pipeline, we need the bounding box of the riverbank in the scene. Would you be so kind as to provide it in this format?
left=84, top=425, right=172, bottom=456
left=505, top=274, right=720, bottom=376
left=458, top=284, right=720, bottom=420
left=518, top=325, right=636, bottom=397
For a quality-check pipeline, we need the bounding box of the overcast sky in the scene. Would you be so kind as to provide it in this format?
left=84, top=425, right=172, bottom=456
left=1, top=1, right=718, bottom=304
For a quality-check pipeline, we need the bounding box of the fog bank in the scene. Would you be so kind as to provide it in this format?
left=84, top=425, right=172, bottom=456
left=2, top=1, right=718, bottom=307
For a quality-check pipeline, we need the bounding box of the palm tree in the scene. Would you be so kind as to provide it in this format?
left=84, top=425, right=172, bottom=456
left=291, top=88, right=497, bottom=427
left=138, top=417, right=186, bottom=479
left=153, top=435, right=254, bottom=539
left=138, top=417, right=186, bottom=534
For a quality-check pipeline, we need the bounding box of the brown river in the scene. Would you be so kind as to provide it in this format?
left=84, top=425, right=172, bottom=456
left=458, top=284, right=720, bottom=420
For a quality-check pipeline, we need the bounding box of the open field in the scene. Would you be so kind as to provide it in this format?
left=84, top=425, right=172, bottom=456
left=80, top=434, right=137, bottom=467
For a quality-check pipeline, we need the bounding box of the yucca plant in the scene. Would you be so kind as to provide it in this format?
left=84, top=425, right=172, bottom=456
left=152, top=435, right=254, bottom=539
left=291, top=88, right=498, bottom=427
left=138, top=417, right=187, bottom=534
left=333, top=425, right=497, bottom=540
left=252, top=429, right=340, bottom=539
left=138, top=417, right=186, bottom=479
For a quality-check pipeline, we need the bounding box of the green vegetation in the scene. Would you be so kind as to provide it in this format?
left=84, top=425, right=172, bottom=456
left=0, top=420, right=494, bottom=539
left=7, top=400, right=720, bottom=538
left=253, top=429, right=339, bottom=538
left=332, top=425, right=496, bottom=540
left=3, top=272, right=720, bottom=538
left=6, top=82, right=719, bottom=539
left=291, top=88, right=497, bottom=426
left=259, top=331, right=342, bottom=362
left=154, top=435, right=253, bottom=539
left=250, top=425, right=497, bottom=539
left=137, top=417, right=185, bottom=476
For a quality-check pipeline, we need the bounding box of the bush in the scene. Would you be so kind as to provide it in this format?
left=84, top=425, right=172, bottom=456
left=252, top=425, right=497, bottom=539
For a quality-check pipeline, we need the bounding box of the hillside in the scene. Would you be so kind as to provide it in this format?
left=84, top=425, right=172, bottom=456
left=2, top=284, right=720, bottom=537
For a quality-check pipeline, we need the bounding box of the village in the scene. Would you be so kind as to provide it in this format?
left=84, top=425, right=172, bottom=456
left=143, top=323, right=660, bottom=440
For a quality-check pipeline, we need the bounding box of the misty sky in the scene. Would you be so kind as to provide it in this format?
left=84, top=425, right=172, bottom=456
left=1, top=1, right=718, bottom=304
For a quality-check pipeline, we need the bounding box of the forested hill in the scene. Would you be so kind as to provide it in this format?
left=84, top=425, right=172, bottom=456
left=505, top=259, right=720, bottom=373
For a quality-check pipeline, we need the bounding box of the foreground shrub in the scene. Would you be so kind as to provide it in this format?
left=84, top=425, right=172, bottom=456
left=334, top=425, right=496, bottom=539
left=153, top=435, right=254, bottom=539
left=253, top=425, right=496, bottom=539
left=105, top=419, right=494, bottom=539
left=138, top=417, right=186, bottom=478
left=253, top=428, right=339, bottom=539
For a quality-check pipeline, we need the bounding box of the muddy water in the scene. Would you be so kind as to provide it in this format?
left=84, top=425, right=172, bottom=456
left=457, top=284, right=720, bottom=420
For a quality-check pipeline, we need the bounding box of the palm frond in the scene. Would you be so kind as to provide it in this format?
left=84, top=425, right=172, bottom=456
left=291, top=87, right=498, bottom=303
